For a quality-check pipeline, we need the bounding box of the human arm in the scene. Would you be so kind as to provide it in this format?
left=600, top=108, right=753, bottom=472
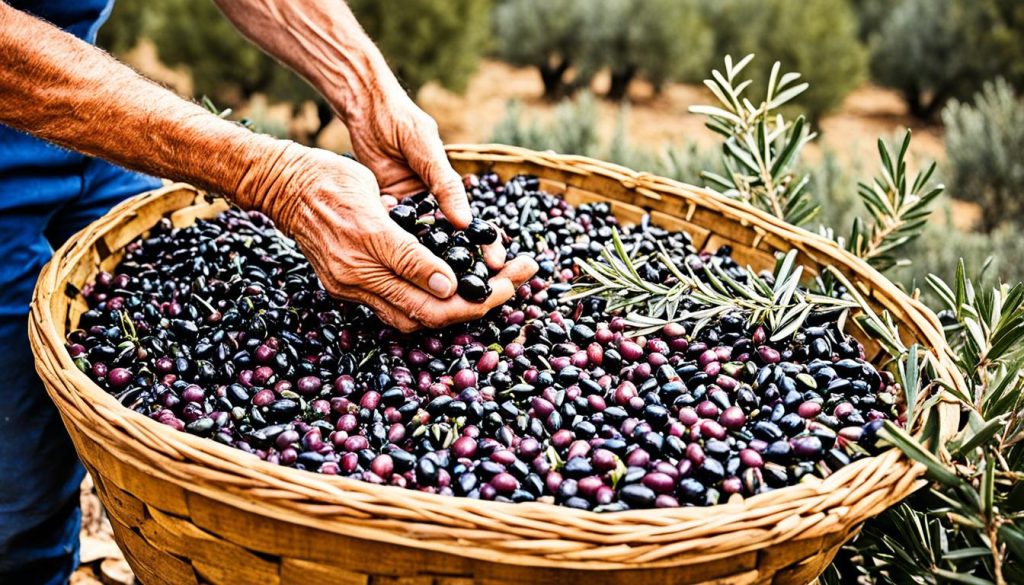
left=206, top=0, right=510, bottom=265
left=0, top=3, right=535, bottom=330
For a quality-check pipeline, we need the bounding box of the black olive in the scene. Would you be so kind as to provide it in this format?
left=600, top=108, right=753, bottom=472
left=457, top=275, right=490, bottom=303
left=465, top=218, right=498, bottom=245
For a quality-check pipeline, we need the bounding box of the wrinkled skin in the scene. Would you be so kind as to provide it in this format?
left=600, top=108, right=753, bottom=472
left=277, top=149, right=537, bottom=332
left=345, top=92, right=508, bottom=271
left=0, top=1, right=536, bottom=331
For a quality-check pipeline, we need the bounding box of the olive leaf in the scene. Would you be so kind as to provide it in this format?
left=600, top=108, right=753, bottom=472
left=838, top=132, right=944, bottom=272
left=690, top=55, right=819, bottom=226
left=565, top=228, right=855, bottom=337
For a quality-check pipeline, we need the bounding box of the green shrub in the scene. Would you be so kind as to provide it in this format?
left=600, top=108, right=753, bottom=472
left=657, top=143, right=719, bottom=186
left=864, top=0, right=1024, bottom=119
left=490, top=94, right=718, bottom=182
left=149, top=0, right=317, bottom=105
left=348, top=0, right=491, bottom=96
left=868, top=0, right=963, bottom=119
left=942, top=79, right=1024, bottom=232
left=958, top=0, right=1024, bottom=94
left=489, top=100, right=548, bottom=151
left=577, top=0, right=712, bottom=100
left=492, top=0, right=588, bottom=100
left=805, top=150, right=864, bottom=238
left=97, top=0, right=162, bottom=55
left=893, top=210, right=1024, bottom=304
left=849, top=0, right=889, bottom=42
left=490, top=93, right=600, bottom=156
left=706, top=0, right=867, bottom=121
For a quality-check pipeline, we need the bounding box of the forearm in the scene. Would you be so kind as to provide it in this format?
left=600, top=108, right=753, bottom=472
left=211, top=0, right=401, bottom=123
left=0, top=4, right=304, bottom=226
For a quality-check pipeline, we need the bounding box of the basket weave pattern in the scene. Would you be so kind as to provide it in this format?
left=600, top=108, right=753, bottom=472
left=30, top=145, right=963, bottom=584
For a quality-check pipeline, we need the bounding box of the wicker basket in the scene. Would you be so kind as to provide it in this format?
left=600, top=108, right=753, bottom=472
left=30, top=145, right=963, bottom=585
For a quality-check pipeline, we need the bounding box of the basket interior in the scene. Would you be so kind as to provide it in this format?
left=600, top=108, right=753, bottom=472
left=28, top=149, right=963, bottom=579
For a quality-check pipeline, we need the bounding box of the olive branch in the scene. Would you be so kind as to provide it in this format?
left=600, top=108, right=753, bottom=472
left=690, top=55, right=818, bottom=226
left=564, top=228, right=856, bottom=337
left=693, top=56, right=942, bottom=272
left=825, top=132, right=944, bottom=272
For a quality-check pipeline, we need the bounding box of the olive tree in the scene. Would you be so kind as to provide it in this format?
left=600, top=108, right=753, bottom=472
left=707, top=0, right=867, bottom=122
left=348, top=0, right=491, bottom=96
left=493, top=0, right=589, bottom=100
left=943, top=79, right=1024, bottom=233
left=579, top=0, right=712, bottom=100
left=866, top=0, right=1024, bottom=120
left=868, top=0, right=963, bottom=120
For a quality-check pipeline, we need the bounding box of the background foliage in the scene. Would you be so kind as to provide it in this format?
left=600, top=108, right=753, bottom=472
left=862, top=0, right=1024, bottom=120
left=575, top=0, right=712, bottom=100
left=348, top=0, right=492, bottom=96
left=942, top=79, right=1024, bottom=234
left=491, top=0, right=587, bottom=100
left=704, top=0, right=867, bottom=121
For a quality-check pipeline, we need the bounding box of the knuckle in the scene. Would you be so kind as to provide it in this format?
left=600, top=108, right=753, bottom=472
left=435, top=172, right=464, bottom=196
left=407, top=299, right=439, bottom=328
left=410, top=112, right=439, bottom=135
left=389, top=237, right=429, bottom=276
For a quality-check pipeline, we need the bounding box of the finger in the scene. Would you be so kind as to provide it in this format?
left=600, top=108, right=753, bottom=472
left=357, top=291, right=421, bottom=333
left=405, top=132, right=472, bottom=229
left=409, top=256, right=539, bottom=328
left=487, top=255, right=538, bottom=294
left=384, top=231, right=458, bottom=299
left=380, top=194, right=399, bottom=210
left=481, top=240, right=507, bottom=271
left=312, top=270, right=422, bottom=332
left=378, top=176, right=428, bottom=201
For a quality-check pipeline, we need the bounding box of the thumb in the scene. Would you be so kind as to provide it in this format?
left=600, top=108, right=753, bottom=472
left=384, top=231, right=459, bottom=299
left=406, top=134, right=472, bottom=229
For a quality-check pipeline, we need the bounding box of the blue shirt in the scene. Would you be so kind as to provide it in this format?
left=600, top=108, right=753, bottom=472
left=0, top=0, right=115, bottom=174
left=0, top=0, right=161, bottom=320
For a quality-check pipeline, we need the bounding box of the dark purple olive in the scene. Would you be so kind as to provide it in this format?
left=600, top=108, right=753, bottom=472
left=423, top=230, right=450, bottom=254
left=443, top=247, right=475, bottom=273
left=641, top=472, right=675, bottom=494
left=792, top=436, right=825, bottom=459
left=389, top=205, right=419, bottom=231
left=371, top=454, right=394, bottom=478
left=465, top=218, right=498, bottom=245
left=678, top=478, right=707, bottom=503
left=619, top=484, right=656, bottom=508
left=457, top=275, right=491, bottom=303
left=719, top=406, right=746, bottom=430
left=295, top=376, right=321, bottom=396
left=491, top=472, right=518, bottom=494
left=107, top=368, right=133, bottom=390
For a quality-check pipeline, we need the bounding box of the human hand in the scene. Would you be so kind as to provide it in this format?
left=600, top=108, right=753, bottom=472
left=247, top=146, right=537, bottom=332
left=341, top=90, right=507, bottom=270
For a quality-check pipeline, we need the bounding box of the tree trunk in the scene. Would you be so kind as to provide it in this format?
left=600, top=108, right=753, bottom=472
left=906, top=88, right=950, bottom=123
left=539, top=59, right=570, bottom=101
left=606, top=66, right=636, bottom=102
left=905, top=87, right=930, bottom=120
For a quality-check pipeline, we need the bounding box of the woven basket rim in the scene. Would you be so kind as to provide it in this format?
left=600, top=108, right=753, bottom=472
left=28, top=145, right=965, bottom=569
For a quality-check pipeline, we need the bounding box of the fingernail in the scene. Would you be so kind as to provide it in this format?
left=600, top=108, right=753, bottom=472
left=429, top=272, right=454, bottom=297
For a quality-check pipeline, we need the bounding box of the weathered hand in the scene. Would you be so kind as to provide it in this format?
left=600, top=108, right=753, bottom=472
left=341, top=90, right=508, bottom=270
left=250, top=146, right=536, bottom=332
left=348, top=89, right=466, bottom=219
